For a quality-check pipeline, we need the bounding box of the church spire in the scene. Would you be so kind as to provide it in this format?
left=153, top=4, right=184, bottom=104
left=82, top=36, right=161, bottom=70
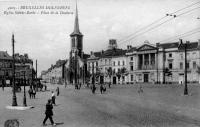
left=70, top=0, right=83, bottom=36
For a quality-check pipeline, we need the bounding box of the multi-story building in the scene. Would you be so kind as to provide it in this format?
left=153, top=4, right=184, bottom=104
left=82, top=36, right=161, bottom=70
left=0, top=51, right=34, bottom=86
left=87, top=39, right=200, bottom=84
left=87, top=39, right=128, bottom=84
left=41, top=59, right=67, bottom=84
left=126, top=39, right=200, bottom=84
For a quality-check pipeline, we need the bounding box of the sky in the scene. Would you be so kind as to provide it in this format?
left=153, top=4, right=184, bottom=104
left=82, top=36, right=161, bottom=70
left=0, top=0, right=200, bottom=75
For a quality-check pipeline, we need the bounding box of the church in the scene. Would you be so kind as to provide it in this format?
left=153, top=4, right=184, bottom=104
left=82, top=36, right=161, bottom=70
left=68, top=2, right=89, bottom=85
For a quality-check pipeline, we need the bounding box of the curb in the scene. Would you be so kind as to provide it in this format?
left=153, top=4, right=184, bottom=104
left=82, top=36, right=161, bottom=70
left=6, top=106, right=34, bottom=110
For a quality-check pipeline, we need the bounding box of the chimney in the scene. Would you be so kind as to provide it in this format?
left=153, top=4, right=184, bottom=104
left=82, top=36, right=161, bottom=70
left=156, top=43, right=160, bottom=48
left=101, top=50, right=104, bottom=54
left=179, top=39, right=183, bottom=45
left=90, top=51, right=93, bottom=55
left=24, top=53, right=28, bottom=58
left=127, top=45, right=132, bottom=50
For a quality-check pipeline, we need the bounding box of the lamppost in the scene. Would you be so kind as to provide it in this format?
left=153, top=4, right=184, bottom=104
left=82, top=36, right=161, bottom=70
left=22, top=66, right=27, bottom=107
left=184, top=41, right=190, bottom=95
left=12, top=33, right=17, bottom=106
left=178, top=39, right=189, bottom=95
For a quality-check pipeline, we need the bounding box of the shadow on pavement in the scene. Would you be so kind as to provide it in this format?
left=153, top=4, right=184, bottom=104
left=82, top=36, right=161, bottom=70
left=55, top=122, right=64, bottom=125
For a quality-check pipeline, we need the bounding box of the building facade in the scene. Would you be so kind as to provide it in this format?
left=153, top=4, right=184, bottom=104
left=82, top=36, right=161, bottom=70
left=87, top=39, right=200, bottom=84
left=0, top=51, right=34, bottom=86
left=41, top=59, right=67, bottom=84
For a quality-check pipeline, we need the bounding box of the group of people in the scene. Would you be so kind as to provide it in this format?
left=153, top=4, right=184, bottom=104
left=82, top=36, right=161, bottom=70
left=43, top=86, right=59, bottom=126
left=28, top=88, right=36, bottom=99
left=75, top=83, right=81, bottom=90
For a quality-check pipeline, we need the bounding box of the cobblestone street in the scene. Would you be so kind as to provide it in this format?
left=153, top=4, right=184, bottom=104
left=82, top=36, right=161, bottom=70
left=0, top=84, right=200, bottom=127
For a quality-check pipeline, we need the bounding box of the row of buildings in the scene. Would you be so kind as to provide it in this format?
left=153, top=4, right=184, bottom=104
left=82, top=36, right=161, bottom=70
left=0, top=51, right=36, bottom=86
left=41, top=59, right=67, bottom=84
left=40, top=2, right=200, bottom=85
left=87, top=39, right=200, bottom=84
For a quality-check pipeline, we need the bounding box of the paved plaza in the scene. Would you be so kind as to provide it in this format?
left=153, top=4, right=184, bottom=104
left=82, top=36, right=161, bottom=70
left=0, top=83, right=200, bottom=127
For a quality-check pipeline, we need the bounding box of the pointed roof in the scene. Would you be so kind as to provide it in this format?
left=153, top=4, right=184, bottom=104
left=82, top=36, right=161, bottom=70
left=70, top=1, right=83, bottom=36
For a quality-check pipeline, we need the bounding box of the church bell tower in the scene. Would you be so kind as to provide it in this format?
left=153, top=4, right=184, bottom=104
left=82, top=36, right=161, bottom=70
left=70, top=1, right=83, bottom=58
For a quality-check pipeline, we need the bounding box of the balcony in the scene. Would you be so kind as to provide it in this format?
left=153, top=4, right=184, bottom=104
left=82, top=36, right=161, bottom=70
left=138, top=65, right=156, bottom=70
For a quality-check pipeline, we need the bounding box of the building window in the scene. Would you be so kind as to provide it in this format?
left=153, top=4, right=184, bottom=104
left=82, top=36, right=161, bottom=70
left=130, top=62, right=133, bottom=71
left=122, top=61, right=125, bottom=66
left=72, top=38, right=75, bottom=47
left=193, top=61, right=196, bottom=69
left=118, top=61, right=120, bottom=66
left=113, top=61, right=115, bottom=66
left=180, top=53, right=183, bottom=59
left=169, top=62, right=173, bottom=69
left=180, top=62, right=183, bottom=69
left=118, top=68, right=120, bottom=72
left=131, top=75, right=133, bottom=81
left=105, top=59, right=107, bottom=65
left=130, top=57, right=133, bottom=61
left=169, top=53, right=172, bottom=57
left=187, top=62, right=190, bottom=69
left=96, top=62, right=98, bottom=67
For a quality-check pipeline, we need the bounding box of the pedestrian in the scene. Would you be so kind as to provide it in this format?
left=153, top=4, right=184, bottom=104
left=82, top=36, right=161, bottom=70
left=32, top=89, right=36, bottom=99
left=100, top=84, right=103, bottom=94
left=2, top=79, right=5, bottom=91
left=42, top=99, right=56, bottom=126
left=45, top=85, right=47, bottom=91
left=51, top=91, right=56, bottom=105
left=56, top=87, right=59, bottom=96
left=92, top=85, right=96, bottom=94
left=28, top=88, right=33, bottom=99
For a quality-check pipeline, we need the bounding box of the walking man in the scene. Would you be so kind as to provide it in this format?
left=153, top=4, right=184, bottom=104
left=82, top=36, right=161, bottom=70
left=28, top=87, right=33, bottom=99
left=43, top=99, right=56, bottom=126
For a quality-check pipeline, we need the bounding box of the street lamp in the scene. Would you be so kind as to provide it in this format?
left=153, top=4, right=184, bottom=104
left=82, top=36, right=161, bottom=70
left=184, top=41, right=190, bottom=95
left=178, top=39, right=189, bottom=95
left=22, top=67, right=27, bottom=107
left=12, top=33, right=17, bottom=106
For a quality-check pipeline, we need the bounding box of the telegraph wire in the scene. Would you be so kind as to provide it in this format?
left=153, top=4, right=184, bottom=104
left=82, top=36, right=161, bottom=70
left=158, top=27, right=200, bottom=43
left=171, top=1, right=200, bottom=14
left=118, top=6, right=200, bottom=46
left=116, top=1, right=200, bottom=46
left=162, top=30, right=200, bottom=43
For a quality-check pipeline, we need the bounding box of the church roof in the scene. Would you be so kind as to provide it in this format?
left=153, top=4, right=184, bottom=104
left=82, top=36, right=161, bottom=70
left=70, top=2, right=83, bottom=36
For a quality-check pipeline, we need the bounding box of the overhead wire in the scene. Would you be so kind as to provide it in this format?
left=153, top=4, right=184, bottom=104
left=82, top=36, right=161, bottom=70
left=118, top=6, right=200, bottom=46
left=158, top=27, right=200, bottom=43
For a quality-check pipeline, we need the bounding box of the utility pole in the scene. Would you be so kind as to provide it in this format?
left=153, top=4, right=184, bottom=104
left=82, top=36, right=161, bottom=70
left=184, top=41, right=189, bottom=95
left=31, top=60, right=33, bottom=89
left=156, top=43, right=159, bottom=84
left=23, top=69, right=27, bottom=106
left=36, top=59, right=37, bottom=91
left=12, top=33, right=17, bottom=106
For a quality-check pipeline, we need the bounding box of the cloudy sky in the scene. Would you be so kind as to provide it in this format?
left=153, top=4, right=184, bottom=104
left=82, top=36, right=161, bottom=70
left=0, top=0, right=200, bottom=75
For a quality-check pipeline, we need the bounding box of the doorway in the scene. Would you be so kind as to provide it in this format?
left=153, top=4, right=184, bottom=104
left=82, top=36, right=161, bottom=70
left=113, top=77, right=116, bottom=84
left=144, top=74, right=149, bottom=82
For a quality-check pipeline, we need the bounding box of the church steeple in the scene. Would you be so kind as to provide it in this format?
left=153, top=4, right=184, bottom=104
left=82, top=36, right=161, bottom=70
left=70, top=1, right=83, bottom=36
